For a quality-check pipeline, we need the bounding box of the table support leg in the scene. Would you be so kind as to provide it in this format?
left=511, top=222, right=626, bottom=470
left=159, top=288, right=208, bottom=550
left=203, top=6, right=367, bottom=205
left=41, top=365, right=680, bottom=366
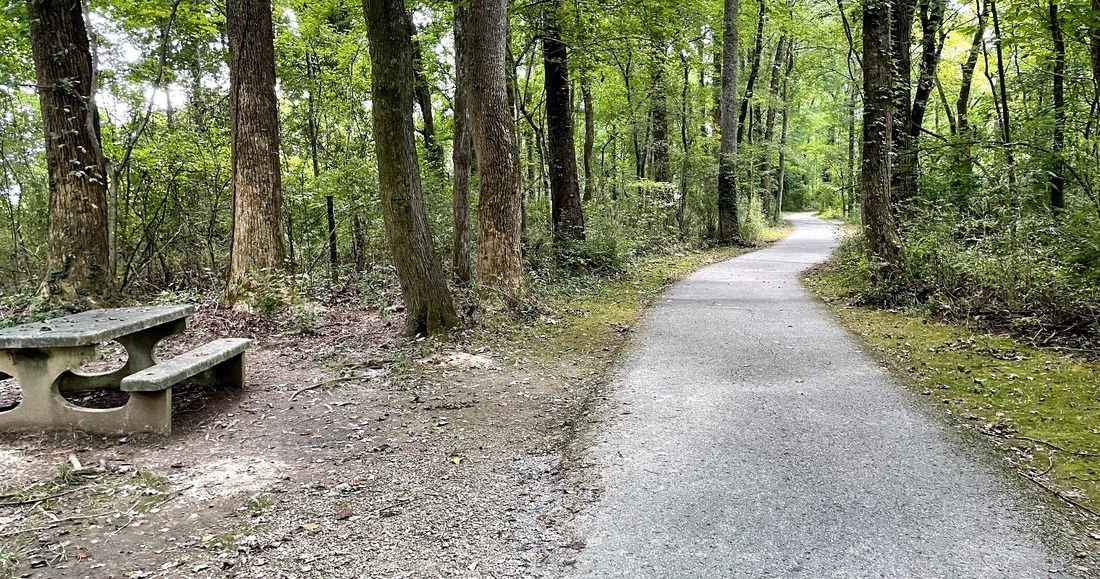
left=56, top=319, right=187, bottom=393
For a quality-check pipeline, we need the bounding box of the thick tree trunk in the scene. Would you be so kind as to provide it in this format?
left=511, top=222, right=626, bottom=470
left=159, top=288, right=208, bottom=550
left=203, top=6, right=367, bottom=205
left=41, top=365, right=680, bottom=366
left=1048, top=0, right=1065, bottom=210
left=452, top=0, right=473, bottom=285
left=582, top=78, right=596, bottom=201
left=543, top=2, right=586, bottom=244
left=26, top=0, right=111, bottom=303
left=738, top=0, right=766, bottom=145
left=717, top=0, right=742, bottom=242
left=468, top=0, right=525, bottom=299
left=890, top=0, right=917, bottom=207
left=903, top=0, right=946, bottom=203
left=759, top=35, right=789, bottom=220
left=862, top=0, right=906, bottom=279
left=363, top=0, right=458, bottom=335
left=227, top=0, right=287, bottom=301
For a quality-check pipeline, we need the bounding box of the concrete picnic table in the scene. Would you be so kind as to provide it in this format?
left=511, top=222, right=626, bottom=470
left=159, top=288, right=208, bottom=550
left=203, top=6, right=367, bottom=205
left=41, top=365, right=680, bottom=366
left=0, top=305, right=195, bottom=434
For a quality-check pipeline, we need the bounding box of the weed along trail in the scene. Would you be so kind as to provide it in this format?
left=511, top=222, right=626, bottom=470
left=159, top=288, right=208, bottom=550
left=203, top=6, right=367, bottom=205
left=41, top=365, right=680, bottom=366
left=569, top=213, right=1082, bottom=578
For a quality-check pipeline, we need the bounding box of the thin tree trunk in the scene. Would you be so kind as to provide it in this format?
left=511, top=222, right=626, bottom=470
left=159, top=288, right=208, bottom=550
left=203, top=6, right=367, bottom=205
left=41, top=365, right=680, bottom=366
left=543, top=0, right=585, bottom=243
left=1048, top=0, right=1065, bottom=210
left=677, top=52, right=692, bottom=237
left=467, top=0, right=525, bottom=300
left=903, top=0, right=946, bottom=203
left=409, top=14, right=444, bottom=171
left=582, top=77, right=596, bottom=201
left=738, top=0, right=766, bottom=144
left=363, top=0, right=458, bottom=335
left=953, top=0, right=986, bottom=204
left=775, top=42, right=794, bottom=223
left=26, top=0, right=111, bottom=302
left=717, top=0, right=742, bottom=242
left=227, top=0, right=286, bottom=301
left=306, top=50, right=338, bottom=279
left=847, top=81, right=857, bottom=218
left=759, top=35, right=789, bottom=219
left=862, top=0, right=906, bottom=278
left=451, top=0, right=473, bottom=284
left=989, top=0, right=1016, bottom=187
left=649, top=56, right=671, bottom=182
left=891, top=0, right=917, bottom=205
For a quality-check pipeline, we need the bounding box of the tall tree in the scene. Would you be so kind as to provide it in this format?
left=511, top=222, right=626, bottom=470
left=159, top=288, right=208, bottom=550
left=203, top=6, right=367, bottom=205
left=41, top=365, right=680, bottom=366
left=452, top=0, right=473, bottom=285
left=759, top=34, right=789, bottom=218
left=26, top=0, right=110, bottom=302
left=542, top=1, right=585, bottom=243
left=738, top=0, right=766, bottom=144
left=862, top=0, right=906, bottom=278
left=717, top=0, right=742, bottom=241
left=988, top=0, right=1016, bottom=187
left=1048, top=0, right=1065, bottom=210
left=468, top=0, right=525, bottom=298
left=890, top=0, right=917, bottom=205
left=775, top=42, right=795, bottom=222
left=582, top=77, right=596, bottom=201
left=952, top=0, right=987, bottom=204
left=901, top=0, right=946, bottom=202
left=227, top=0, right=286, bottom=301
left=409, top=13, right=444, bottom=171
left=363, top=0, right=458, bottom=335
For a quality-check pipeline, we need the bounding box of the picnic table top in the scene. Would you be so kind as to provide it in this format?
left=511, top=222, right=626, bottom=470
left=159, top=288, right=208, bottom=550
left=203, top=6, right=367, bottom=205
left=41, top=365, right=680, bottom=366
left=0, top=305, right=196, bottom=349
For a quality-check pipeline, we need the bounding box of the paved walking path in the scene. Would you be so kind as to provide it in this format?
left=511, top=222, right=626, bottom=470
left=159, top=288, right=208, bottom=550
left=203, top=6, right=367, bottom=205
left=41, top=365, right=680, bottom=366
left=571, top=213, right=1079, bottom=578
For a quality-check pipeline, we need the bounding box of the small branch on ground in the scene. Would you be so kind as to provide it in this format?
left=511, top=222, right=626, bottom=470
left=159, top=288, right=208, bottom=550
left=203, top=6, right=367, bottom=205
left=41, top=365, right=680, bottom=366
left=289, top=374, right=374, bottom=401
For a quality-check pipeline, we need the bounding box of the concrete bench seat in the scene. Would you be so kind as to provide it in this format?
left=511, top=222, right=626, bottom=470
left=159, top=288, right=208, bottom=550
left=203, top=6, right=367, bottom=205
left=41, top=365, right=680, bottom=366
left=121, top=338, right=251, bottom=392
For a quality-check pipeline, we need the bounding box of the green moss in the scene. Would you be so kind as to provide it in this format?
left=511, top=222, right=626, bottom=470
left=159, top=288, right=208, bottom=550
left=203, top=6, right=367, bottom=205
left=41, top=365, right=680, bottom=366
left=805, top=261, right=1100, bottom=514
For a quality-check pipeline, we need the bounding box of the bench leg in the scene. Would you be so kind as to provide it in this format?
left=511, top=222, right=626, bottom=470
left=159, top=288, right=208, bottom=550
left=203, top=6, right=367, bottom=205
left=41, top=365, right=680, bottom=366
left=212, top=354, right=245, bottom=388
left=123, top=390, right=172, bottom=436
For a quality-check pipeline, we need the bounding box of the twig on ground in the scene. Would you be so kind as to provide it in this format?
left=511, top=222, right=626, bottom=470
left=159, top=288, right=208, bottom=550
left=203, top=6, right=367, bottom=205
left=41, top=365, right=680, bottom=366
left=0, top=487, right=86, bottom=508
left=984, top=431, right=1100, bottom=458
left=0, top=512, right=112, bottom=538
left=289, top=374, right=372, bottom=401
left=1017, top=470, right=1100, bottom=519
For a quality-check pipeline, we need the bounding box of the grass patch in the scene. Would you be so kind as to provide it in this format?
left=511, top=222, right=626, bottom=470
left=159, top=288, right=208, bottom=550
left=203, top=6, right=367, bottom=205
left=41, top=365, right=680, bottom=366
left=805, top=256, right=1100, bottom=518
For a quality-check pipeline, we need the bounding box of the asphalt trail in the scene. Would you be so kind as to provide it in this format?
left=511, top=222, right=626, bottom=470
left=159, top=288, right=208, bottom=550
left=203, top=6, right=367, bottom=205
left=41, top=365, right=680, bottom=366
left=570, top=213, right=1082, bottom=578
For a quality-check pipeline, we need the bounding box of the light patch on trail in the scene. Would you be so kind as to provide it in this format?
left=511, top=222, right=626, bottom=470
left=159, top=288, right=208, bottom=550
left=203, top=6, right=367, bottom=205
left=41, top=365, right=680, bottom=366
left=173, top=456, right=285, bottom=500
left=0, top=448, right=30, bottom=478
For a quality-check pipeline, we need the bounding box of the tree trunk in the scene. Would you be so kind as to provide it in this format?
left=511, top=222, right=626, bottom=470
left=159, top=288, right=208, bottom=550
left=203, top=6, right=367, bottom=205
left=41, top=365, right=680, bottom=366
left=738, top=0, right=766, bottom=144
left=409, top=14, right=444, bottom=172
left=467, top=0, right=525, bottom=300
left=451, top=0, right=473, bottom=285
left=26, top=0, right=111, bottom=303
left=902, top=0, right=946, bottom=203
left=227, top=0, right=286, bottom=302
left=759, top=35, right=789, bottom=220
left=363, top=0, right=458, bottom=335
left=582, top=77, right=596, bottom=201
left=1092, top=0, right=1100, bottom=119
left=775, top=43, right=794, bottom=222
left=306, top=50, right=338, bottom=279
left=862, top=0, right=906, bottom=279
left=989, top=0, right=1016, bottom=187
left=847, top=80, right=857, bottom=218
left=953, top=0, right=986, bottom=205
left=543, top=1, right=586, bottom=244
left=717, top=0, right=742, bottom=242
left=890, top=0, right=917, bottom=206
left=1048, top=0, right=1065, bottom=210
left=649, top=58, right=671, bottom=182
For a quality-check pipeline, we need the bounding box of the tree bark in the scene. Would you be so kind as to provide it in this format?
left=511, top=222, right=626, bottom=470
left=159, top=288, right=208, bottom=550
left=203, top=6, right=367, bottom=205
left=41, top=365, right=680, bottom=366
left=306, top=50, right=338, bottom=279
left=226, top=0, right=287, bottom=302
left=717, top=0, right=742, bottom=242
left=26, top=0, right=111, bottom=303
left=738, top=0, right=766, bottom=144
left=363, top=0, right=458, bottom=335
left=862, top=0, right=906, bottom=279
left=543, top=1, right=586, bottom=244
left=953, top=0, right=986, bottom=204
left=451, top=0, right=473, bottom=285
left=1048, top=0, right=1065, bottom=210
left=467, top=0, right=525, bottom=300
left=759, top=35, right=789, bottom=220
left=649, top=56, right=671, bottom=182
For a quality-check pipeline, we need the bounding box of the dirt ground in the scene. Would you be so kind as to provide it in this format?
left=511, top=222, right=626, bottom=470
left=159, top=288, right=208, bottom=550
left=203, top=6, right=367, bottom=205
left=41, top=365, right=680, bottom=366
left=0, top=302, right=609, bottom=578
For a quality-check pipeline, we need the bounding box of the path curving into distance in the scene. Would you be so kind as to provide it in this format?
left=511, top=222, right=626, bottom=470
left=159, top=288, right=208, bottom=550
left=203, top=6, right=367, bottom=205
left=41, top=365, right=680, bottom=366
left=570, top=213, right=1082, bottom=578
